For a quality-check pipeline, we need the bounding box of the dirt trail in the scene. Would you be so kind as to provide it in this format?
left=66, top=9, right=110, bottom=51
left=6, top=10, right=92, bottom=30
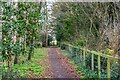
left=48, top=48, right=80, bottom=78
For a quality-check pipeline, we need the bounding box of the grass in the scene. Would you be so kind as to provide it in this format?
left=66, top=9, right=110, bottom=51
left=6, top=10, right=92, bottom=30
left=61, top=49, right=69, bottom=56
left=13, top=48, right=48, bottom=78
left=61, top=49, right=98, bottom=79
left=73, top=65, right=98, bottom=78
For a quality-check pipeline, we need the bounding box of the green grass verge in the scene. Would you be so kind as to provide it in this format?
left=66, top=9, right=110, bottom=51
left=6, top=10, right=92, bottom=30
left=73, top=65, right=98, bottom=78
left=61, top=49, right=98, bottom=79
left=13, top=48, right=48, bottom=78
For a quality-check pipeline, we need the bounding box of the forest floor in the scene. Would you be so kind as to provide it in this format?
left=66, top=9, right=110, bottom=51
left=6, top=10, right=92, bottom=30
left=43, top=48, right=81, bottom=78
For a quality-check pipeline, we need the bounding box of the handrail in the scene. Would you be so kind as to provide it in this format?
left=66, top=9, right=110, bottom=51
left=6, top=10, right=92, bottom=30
left=62, top=42, right=120, bottom=61
left=61, top=42, right=120, bottom=78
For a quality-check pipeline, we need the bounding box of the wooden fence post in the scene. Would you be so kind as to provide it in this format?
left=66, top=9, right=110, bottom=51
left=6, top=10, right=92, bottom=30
left=107, top=58, right=110, bottom=79
left=98, top=55, right=101, bottom=78
left=91, top=53, right=94, bottom=71
left=83, top=50, right=86, bottom=66
left=81, top=50, right=83, bottom=64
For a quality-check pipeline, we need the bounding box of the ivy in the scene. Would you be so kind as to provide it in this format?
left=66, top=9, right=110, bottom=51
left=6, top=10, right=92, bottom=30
left=2, top=2, right=43, bottom=76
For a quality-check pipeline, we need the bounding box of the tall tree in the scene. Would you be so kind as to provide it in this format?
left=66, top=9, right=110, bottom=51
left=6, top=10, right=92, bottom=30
left=52, top=2, right=120, bottom=55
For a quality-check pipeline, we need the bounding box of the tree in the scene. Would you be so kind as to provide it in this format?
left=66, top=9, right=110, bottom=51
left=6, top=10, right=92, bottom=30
left=52, top=2, right=120, bottom=55
left=2, top=2, right=43, bottom=73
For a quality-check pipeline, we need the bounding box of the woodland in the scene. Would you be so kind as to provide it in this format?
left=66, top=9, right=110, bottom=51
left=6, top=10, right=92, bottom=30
left=0, top=1, right=120, bottom=79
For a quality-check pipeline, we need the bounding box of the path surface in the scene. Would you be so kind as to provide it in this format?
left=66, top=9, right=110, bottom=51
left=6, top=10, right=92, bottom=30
left=47, top=48, right=80, bottom=78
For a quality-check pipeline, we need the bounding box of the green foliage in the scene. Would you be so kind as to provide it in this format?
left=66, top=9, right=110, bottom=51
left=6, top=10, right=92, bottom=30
left=62, top=43, right=120, bottom=78
left=1, top=2, right=43, bottom=74
left=74, top=65, right=98, bottom=78
left=62, top=49, right=98, bottom=78
left=110, top=62, right=120, bottom=78
left=53, top=2, right=119, bottom=50
left=13, top=62, right=43, bottom=77
left=12, top=48, right=47, bottom=77
left=63, top=46, right=99, bottom=78
left=106, top=48, right=114, bottom=55
left=69, top=60, right=75, bottom=64
left=2, top=70, right=20, bottom=78
left=74, top=40, right=85, bottom=47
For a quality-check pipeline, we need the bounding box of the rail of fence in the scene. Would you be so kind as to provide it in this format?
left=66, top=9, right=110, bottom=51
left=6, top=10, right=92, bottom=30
left=60, top=42, right=120, bottom=78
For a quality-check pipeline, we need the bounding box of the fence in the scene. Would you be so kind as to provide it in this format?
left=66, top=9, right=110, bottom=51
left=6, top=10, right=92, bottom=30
left=60, top=42, right=120, bottom=78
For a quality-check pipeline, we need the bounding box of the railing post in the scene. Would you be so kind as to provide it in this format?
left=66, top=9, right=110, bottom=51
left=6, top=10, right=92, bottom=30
left=91, top=53, right=94, bottom=71
left=81, top=50, right=83, bottom=64
left=107, top=58, right=110, bottom=79
left=98, top=55, right=101, bottom=78
left=68, top=46, right=70, bottom=52
left=83, top=50, right=86, bottom=66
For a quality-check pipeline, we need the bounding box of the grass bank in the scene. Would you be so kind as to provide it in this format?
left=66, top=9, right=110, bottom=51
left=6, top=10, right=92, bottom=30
left=2, top=48, right=48, bottom=78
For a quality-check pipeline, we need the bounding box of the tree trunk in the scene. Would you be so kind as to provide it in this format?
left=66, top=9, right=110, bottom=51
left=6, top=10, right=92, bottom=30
left=28, top=51, right=32, bottom=60
left=45, top=32, right=48, bottom=47
left=8, top=54, right=12, bottom=71
left=14, top=53, right=19, bottom=64
left=28, top=44, right=34, bottom=60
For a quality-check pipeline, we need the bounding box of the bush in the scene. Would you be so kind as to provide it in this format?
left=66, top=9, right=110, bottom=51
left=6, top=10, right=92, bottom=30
left=74, top=40, right=85, bottom=47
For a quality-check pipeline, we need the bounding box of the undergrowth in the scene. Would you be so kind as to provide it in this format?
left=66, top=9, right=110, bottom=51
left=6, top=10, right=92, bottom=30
left=61, top=50, right=98, bottom=79
left=2, top=48, right=48, bottom=78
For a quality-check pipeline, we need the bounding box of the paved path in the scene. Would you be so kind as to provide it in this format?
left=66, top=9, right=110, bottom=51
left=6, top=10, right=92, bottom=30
left=48, top=48, right=80, bottom=78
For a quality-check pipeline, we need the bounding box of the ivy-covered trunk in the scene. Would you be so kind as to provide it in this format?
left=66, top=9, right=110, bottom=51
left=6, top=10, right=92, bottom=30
left=13, top=37, right=20, bottom=64
left=8, top=54, right=12, bottom=72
